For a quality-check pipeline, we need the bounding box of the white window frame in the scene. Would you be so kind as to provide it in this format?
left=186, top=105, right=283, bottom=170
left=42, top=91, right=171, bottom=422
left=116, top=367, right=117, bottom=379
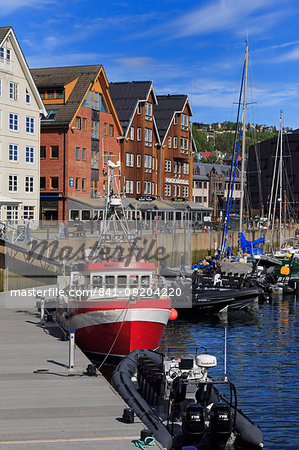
left=165, top=159, right=171, bottom=173
left=130, top=126, right=134, bottom=141
left=137, top=103, right=141, bottom=115
left=145, top=102, right=152, bottom=121
left=26, top=89, right=31, bottom=104
left=173, top=185, right=177, bottom=197
left=164, top=184, right=171, bottom=197
left=26, top=116, right=35, bottom=134
left=168, top=136, right=172, bottom=148
left=9, top=113, right=18, bottom=131
left=137, top=127, right=141, bottom=141
left=126, top=152, right=134, bottom=167
left=9, top=144, right=18, bottom=162
left=125, top=179, right=134, bottom=194
left=23, top=206, right=34, bottom=219
left=9, top=82, right=18, bottom=101
left=137, top=154, right=141, bottom=167
left=26, top=146, right=34, bottom=164
left=173, top=136, right=177, bottom=148
left=9, top=175, right=18, bottom=192
left=174, top=114, right=177, bottom=125
left=136, top=180, right=141, bottom=194
left=145, top=128, right=152, bottom=147
left=25, top=176, right=34, bottom=193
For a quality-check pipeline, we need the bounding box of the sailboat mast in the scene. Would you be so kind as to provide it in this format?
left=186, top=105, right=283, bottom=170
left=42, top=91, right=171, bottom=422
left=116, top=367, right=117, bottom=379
left=279, top=111, right=283, bottom=251
left=239, top=41, right=248, bottom=234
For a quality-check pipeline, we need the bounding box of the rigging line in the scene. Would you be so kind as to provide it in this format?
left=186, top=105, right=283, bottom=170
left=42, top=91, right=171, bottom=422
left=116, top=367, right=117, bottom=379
left=221, top=58, right=246, bottom=254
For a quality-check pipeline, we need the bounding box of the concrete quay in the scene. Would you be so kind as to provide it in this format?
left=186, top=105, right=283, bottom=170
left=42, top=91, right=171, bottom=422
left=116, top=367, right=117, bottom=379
left=0, top=298, right=157, bottom=449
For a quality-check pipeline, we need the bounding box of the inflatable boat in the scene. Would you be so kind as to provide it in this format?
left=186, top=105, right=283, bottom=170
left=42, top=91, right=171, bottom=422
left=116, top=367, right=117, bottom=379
left=112, top=349, right=263, bottom=449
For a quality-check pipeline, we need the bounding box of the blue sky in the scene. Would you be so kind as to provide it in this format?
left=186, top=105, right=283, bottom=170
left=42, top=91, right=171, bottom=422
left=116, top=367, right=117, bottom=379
left=3, top=0, right=299, bottom=128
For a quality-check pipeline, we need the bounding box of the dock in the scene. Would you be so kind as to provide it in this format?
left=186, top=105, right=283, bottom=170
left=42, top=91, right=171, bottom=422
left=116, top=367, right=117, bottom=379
left=0, top=296, right=157, bottom=449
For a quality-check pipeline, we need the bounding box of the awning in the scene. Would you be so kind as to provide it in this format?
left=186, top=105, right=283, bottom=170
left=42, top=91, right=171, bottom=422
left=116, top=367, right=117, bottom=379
left=68, top=197, right=106, bottom=209
left=0, top=196, right=22, bottom=205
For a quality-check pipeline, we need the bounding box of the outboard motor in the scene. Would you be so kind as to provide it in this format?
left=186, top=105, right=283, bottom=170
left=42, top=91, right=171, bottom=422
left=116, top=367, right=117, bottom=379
left=210, top=402, right=233, bottom=446
left=182, top=403, right=205, bottom=445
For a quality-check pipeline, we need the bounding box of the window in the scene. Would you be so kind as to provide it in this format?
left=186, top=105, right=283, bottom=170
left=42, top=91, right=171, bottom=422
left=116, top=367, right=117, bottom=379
left=137, top=154, right=141, bottom=167
left=174, top=136, right=177, bottom=148
left=82, top=178, right=86, bottom=191
left=82, top=118, right=87, bottom=130
left=45, top=109, right=57, bottom=120
left=125, top=179, right=134, bottom=194
left=9, top=144, right=18, bottom=162
left=40, top=146, right=46, bottom=159
left=183, top=186, right=189, bottom=198
left=92, top=120, right=98, bottom=138
left=125, top=153, right=134, bottom=167
left=25, top=176, right=34, bottom=193
left=152, top=182, right=154, bottom=195
left=23, top=206, right=34, bottom=219
left=144, top=181, right=147, bottom=194
left=136, top=180, right=141, bottom=194
left=7, top=205, right=18, bottom=221
left=145, top=102, right=152, bottom=120
left=137, top=128, right=141, bottom=141
left=168, top=136, right=172, bottom=148
left=47, top=92, right=54, bottom=99
left=6, top=49, right=10, bottom=61
left=9, top=113, right=18, bottom=131
left=145, top=128, right=152, bottom=147
left=75, top=178, right=80, bottom=190
left=144, top=154, right=152, bottom=172
left=50, top=146, right=59, bottom=159
left=165, top=159, right=171, bottom=172
left=25, top=89, right=30, bottom=104
left=26, top=116, right=34, bottom=133
left=40, top=177, right=46, bottom=190
left=75, top=117, right=81, bottom=129
left=137, top=103, right=141, bottom=115
left=177, top=185, right=181, bottom=197
left=164, top=184, right=171, bottom=197
left=26, top=146, right=34, bottom=163
left=130, top=126, right=134, bottom=140
left=9, top=82, right=18, bottom=101
left=174, top=114, right=177, bottom=125
left=9, top=175, right=18, bottom=192
left=91, top=150, right=98, bottom=168
left=0, top=48, right=4, bottom=58
left=91, top=180, right=98, bottom=198
left=82, top=148, right=86, bottom=161
left=50, top=177, right=58, bottom=190
left=181, top=114, right=188, bottom=130
left=109, top=124, right=114, bottom=136
left=152, top=157, right=154, bottom=171
left=173, top=185, right=177, bottom=197
left=104, top=123, right=108, bottom=135
left=55, top=91, right=63, bottom=99
left=76, top=147, right=80, bottom=160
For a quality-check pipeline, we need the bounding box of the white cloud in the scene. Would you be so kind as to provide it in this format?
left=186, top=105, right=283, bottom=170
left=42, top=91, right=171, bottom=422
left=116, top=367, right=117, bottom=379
left=0, top=0, right=57, bottom=16
left=168, top=0, right=288, bottom=38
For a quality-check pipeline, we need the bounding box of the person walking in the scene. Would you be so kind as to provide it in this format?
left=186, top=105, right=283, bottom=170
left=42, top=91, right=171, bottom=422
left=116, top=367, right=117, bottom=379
left=26, top=216, right=34, bottom=242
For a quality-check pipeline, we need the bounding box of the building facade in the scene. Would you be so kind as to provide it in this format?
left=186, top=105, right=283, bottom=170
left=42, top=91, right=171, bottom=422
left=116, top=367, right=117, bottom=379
left=154, top=95, right=194, bottom=201
left=31, top=65, right=122, bottom=221
left=0, top=27, right=46, bottom=222
left=193, top=162, right=242, bottom=220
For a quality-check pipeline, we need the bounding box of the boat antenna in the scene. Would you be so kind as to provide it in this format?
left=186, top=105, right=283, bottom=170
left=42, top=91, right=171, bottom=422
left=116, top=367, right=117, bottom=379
left=224, top=326, right=228, bottom=381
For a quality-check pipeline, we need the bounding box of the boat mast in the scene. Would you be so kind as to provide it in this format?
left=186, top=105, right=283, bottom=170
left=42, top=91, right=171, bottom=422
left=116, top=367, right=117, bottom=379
left=279, top=111, right=283, bottom=251
left=239, top=41, right=248, bottom=235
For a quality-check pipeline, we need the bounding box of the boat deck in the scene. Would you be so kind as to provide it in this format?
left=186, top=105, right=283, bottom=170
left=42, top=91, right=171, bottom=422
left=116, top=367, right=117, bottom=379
left=0, top=297, right=156, bottom=449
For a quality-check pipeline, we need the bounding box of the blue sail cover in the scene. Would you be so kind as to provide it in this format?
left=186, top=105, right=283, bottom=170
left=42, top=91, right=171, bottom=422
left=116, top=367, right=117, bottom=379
left=240, top=232, right=265, bottom=256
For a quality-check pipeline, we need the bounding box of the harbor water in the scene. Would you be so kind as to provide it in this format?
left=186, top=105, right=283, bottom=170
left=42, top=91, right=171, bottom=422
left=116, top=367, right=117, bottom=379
left=160, top=295, right=299, bottom=450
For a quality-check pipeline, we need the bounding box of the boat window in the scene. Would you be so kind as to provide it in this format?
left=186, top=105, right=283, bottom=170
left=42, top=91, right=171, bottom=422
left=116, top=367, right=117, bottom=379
left=129, top=275, right=138, bottom=287
left=117, top=275, right=127, bottom=288
left=105, top=276, right=115, bottom=288
left=92, top=276, right=102, bottom=287
left=141, top=275, right=150, bottom=287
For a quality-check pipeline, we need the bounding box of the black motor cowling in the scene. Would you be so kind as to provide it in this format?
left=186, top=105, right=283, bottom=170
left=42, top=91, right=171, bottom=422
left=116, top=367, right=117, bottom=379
left=210, top=402, right=233, bottom=444
left=182, top=403, right=205, bottom=440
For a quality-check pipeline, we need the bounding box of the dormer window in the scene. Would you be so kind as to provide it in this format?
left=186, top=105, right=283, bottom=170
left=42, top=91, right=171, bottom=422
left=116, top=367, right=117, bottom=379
left=145, top=102, right=152, bottom=121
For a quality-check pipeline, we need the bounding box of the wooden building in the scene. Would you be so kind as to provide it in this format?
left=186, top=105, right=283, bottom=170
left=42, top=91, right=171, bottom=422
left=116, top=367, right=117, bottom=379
left=31, top=65, right=122, bottom=221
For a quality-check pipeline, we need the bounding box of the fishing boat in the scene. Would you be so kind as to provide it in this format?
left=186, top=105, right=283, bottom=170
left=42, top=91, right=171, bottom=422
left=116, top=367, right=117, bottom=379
left=112, top=348, right=264, bottom=449
left=56, top=161, right=175, bottom=365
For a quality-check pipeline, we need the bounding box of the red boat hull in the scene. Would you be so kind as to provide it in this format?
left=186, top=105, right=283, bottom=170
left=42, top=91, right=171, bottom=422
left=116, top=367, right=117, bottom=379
left=68, top=299, right=171, bottom=363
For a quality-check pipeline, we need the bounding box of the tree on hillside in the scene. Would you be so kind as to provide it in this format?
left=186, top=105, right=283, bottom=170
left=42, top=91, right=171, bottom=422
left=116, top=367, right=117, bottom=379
left=192, top=125, right=214, bottom=152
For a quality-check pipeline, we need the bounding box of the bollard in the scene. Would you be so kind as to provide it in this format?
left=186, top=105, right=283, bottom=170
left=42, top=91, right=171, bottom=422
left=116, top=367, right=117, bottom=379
left=40, top=298, right=45, bottom=324
left=69, top=329, right=76, bottom=369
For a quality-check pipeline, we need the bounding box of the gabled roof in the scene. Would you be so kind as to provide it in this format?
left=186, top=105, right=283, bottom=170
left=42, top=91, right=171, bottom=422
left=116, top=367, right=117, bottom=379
left=154, top=94, right=192, bottom=143
left=30, top=65, right=103, bottom=126
left=0, top=26, right=46, bottom=115
left=109, top=81, right=156, bottom=136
